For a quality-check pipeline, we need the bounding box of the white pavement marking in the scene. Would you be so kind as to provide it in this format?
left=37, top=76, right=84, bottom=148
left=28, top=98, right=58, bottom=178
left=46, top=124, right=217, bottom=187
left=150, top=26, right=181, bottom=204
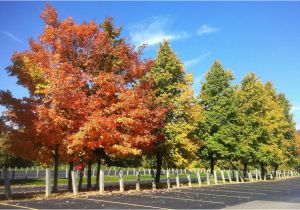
left=258, top=184, right=300, bottom=188
left=196, top=188, right=267, bottom=195
left=74, top=197, right=171, bottom=209
left=221, top=185, right=292, bottom=190
left=0, top=202, right=38, bottom=210
left=172, top=190, right=251, bottom=199
left=222, top=200, right=300, bottom=209
left=141, top=194, right=225, bottom=204
left=218, top=186, right=281, bottom=192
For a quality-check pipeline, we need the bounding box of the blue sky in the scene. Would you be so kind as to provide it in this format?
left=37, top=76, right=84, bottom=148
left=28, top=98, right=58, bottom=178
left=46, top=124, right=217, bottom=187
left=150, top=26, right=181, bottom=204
left=0, top=2, right=300, bottom=129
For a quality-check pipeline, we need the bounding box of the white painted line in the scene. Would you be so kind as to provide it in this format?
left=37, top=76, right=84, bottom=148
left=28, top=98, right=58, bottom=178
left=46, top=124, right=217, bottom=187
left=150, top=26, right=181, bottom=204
left=74, top=197, right=170, bottom=209
left=141, top=194, right=225, bottom=204
left=172, top=190, right=251, bottom=199
left=258, top=184, right=300, bottom=188
left=0, top=202, right=38, bottom=210
left=220, top=185, right=292, bottom=190
left=232, top=185, right=290, bottom=190
left=195, top=188, right=267, bottom=195
left=218, top=186, right=281, bottom=192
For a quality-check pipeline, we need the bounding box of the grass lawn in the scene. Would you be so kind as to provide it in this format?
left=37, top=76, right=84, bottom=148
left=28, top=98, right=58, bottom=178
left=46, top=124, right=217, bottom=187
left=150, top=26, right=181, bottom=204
left=0, top=173, right=221, bottom=186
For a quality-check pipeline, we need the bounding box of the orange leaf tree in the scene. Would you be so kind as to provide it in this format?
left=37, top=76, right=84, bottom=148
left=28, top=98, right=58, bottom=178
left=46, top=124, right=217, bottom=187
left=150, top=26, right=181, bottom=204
left=2, top=4, right=167, bottom=192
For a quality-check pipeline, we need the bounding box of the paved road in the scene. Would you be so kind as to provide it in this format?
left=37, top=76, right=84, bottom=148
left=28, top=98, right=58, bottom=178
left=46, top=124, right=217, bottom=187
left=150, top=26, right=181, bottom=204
left=0, top=177, right=300, bottom=209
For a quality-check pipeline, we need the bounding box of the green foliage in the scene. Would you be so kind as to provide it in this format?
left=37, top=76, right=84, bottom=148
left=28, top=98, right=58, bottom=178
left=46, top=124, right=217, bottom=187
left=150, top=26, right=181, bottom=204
left=149, top=41, right=201, bottom=168
left=236, top=73, right=297, bottom=170
left=196, top=60, right=238, bottom=171
left=236, top=73, right=266, bottom=166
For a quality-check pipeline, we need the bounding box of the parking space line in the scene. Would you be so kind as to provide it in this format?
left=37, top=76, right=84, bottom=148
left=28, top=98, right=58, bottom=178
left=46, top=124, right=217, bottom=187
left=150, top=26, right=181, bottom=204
left=247, top=181, right=300, bottom=186
left=196, top=188, right=267, bottom=195
left=221, top=185, right=292, bottom=190
left=74, top=197, right=171, bottom=209
left=261, top=184, right=300, bottom=188
left=171, top=190, right=251, bottom=199
left=141, top=194, right=225, bottom=204
left=218, top=186, right=281, bottom=192
left=0, top=202, right=38, bottom=210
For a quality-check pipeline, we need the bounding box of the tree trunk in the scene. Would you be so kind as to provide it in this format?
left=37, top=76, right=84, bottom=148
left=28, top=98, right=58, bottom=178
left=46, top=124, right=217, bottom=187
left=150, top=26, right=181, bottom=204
left=67, top=162, right=74, bottom=192
left=3, top=168, right=12, bottom=199
left=78, top=168, right=84, bottom=191
left=155, top=150, right=162, bottom=184
left=87, top=161, right=92, bottom=190
left=274, top=164, right=278, bottom=173
left=210, top=156, right=214, bottom=174
left=260, top=164, right=265, bottom=178
left=95, top=159, right=101, bottom=188
left=52, top=147, right=59, bottom=193
left=243, top=163, right=248, bottom=177
left=11, top=170, right=15, bottom=180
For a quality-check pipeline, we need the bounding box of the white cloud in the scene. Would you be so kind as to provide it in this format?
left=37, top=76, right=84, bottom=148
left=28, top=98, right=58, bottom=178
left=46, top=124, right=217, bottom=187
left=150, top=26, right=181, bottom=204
left=291, top=106, right=300, bottom=112
left=197, top=24, right=219, bottom=36
left=291, top=105, right=300, bottom=130
left=184, top=52, right=211, bottom=68
left=128, top=16, right=189, bottom=47
left=1, top=31, right=25, bottom=45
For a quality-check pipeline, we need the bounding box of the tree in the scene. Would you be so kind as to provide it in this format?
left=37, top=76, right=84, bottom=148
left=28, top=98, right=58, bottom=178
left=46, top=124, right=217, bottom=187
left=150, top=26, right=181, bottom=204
left=236, top=73, right=298, bottom=176
left=196, top=60, right=238, bottom=174
left=236, top=73, right=267, bottom=176
left=276, top=93, right=297, bottom=169
left=0, top=117, right=12, bottom=199
left=296, top=131, right=300, bottom=166
left=257, top=82, right=297, bottom=175
left=2, top=4, right=167, bottom=193
left=149, top=41, right=201, bottom=183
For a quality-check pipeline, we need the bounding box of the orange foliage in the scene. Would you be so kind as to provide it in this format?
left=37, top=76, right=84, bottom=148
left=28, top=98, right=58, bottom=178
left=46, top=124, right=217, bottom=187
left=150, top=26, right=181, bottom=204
left=1, top=4, right=167, bottom=164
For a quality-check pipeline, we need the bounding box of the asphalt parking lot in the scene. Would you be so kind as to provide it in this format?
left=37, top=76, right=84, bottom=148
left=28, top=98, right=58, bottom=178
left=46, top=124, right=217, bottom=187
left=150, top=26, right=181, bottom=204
left=1, top=177, right=300, bottom=209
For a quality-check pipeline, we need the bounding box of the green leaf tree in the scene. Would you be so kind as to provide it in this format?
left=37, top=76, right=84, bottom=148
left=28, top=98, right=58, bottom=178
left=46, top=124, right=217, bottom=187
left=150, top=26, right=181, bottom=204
left=257, top=82, right=297, bottom=175
left=196, top=60, right=238, bottom=174
left=236, top=73, right=267, bottom=176
left=149, top=41, right=201, bottom=182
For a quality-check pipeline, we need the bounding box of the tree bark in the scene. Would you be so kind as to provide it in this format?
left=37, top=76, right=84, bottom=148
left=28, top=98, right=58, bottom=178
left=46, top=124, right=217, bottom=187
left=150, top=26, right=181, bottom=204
left=11, top=170, right=15, bottom=180
left=95, top=159, right=101, bottom=188
left=67, top=162, right=74, bottom=192
left=52, top=147, right=59, bottom=193
left=78, top=169, right=84, bottom=191
left=243, top=163, right=248, bottom=177
left=210, top=156, right=214, bottom=174
left=155, top=149, right=162, bottom=184
left=274, top=164, right=278, bottom=173
left=87, top=161, right=92, bottom=190
left=3, top=168, right=12, bottom=199
left=260, top=164, right=265, bottom=178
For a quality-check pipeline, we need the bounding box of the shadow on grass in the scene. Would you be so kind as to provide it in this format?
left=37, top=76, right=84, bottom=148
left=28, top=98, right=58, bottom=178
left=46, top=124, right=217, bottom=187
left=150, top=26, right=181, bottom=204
left=0, top=178, right=44, bottom=186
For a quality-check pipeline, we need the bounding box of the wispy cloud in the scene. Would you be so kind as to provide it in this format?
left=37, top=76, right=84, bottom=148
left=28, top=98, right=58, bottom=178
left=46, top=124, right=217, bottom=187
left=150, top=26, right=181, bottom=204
left=1, top=31, right=25, bottom=45
left=184, top=52, right=211, bottom=68
left=128, top=16, right=189, bottom=47
left=291, top=106, right=300, bottom=112
left=197, top=24, right=219, bottom=36
left=291, top=105, right=300, bottom=130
